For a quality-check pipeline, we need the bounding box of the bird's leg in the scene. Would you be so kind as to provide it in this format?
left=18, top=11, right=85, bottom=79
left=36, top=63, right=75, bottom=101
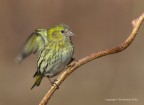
left=47, top=77, right=53, bottom=86
left=67, top=58, right=78, bottom=67
left=47, top=77, right=59, bottom=89
left=70, top=58, right=76, bottom=63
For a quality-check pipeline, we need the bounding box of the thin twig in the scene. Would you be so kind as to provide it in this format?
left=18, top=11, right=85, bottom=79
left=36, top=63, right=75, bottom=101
left=39, top=13, right=144, bottom=105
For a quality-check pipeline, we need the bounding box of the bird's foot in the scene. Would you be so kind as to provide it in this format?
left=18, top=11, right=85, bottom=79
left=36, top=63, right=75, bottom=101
left=48, top=78, right=59, bottom=89
left=67, top=58, right=78, bottom=67
left=51, top=79, right=59, bottom=89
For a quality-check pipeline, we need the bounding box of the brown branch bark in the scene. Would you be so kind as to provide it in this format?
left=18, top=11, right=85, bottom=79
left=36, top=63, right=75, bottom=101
left=39, top=13, right=144, bottom=105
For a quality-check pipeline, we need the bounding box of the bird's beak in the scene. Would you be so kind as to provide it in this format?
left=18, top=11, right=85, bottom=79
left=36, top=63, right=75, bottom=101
left=68, top=31, right=74, bottom=36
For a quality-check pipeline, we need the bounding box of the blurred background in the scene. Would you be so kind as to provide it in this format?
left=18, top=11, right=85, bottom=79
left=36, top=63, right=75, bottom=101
left=0, top=0, right=144, bottom=105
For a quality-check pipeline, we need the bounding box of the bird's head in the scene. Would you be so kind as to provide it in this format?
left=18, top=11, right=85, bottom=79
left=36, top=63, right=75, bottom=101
left=48, top=24, right=74, bottom=42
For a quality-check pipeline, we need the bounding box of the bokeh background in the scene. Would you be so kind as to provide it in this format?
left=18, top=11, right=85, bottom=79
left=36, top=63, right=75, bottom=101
left=1, top=0, right=144, bottom=105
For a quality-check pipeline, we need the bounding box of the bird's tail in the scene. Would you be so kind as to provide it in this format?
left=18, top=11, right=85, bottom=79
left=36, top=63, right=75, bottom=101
left=31, top=74, right=42, bottom=89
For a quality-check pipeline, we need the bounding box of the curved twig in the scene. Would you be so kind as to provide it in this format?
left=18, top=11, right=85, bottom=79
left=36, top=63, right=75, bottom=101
left=39, top=13, right=144, bottom=105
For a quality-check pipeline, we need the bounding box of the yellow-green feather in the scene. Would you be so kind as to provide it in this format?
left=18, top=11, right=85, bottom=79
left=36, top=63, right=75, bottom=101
left=31, top=75, right=42, bottom=89
left=47, top=25, right=65, bottom=41
left=16, top=30, right=47, bottom=63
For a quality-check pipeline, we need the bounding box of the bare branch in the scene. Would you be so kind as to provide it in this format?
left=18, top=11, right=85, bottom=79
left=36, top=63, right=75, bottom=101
left=39, top=13, right=144, bottom=105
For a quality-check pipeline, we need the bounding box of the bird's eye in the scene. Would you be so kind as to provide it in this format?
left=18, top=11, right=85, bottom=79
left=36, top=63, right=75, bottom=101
left=61, top=30, right=64, bottom=33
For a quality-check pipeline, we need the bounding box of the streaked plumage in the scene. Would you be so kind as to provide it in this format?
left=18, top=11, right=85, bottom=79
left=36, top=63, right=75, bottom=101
left=16, top=24, right=74, bottom=89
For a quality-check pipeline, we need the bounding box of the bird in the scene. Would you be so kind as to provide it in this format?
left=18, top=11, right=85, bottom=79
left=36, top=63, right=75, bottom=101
left=16, top=24, right=74, bottom=89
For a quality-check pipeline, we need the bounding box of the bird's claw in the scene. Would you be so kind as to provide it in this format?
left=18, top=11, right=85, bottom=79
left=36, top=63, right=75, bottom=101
left=68, top=58, right=78, bottom=67
left=52, top=79, right=59, bottom=89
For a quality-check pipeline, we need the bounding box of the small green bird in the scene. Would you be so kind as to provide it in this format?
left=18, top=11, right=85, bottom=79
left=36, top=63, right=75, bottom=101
left=16, top=24, right=74, bottom=89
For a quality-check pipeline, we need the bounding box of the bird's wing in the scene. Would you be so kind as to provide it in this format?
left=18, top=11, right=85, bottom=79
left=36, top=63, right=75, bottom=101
left=16, top=32, right=45, bottom=64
